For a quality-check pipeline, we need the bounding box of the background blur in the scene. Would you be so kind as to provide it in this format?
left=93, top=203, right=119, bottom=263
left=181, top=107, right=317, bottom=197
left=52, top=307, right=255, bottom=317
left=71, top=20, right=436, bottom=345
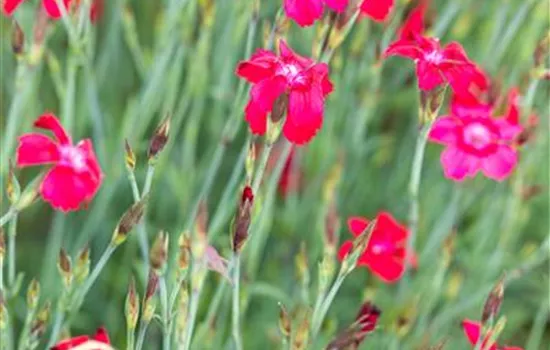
left=0, top=0, right=548, bottom=349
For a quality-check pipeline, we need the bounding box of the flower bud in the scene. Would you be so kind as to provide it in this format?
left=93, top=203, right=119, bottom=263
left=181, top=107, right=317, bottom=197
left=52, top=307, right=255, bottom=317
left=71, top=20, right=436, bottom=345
left=12, top=20, right=24, bottom=56
left=278, top=303, right=291, bottom=338
left=533, top=33, right=549, bottom=68
left=231, top=186, right=254, bottom=253
left=124, top=139, right=136, bottom=171
left=482, top=274, right=505, bottom=324
left=7, top=160, right=21, bottom=205
left=419, top=85, right=446, bottom=124
left=293, top=311, right=310, bottom=350
left=327, top=302, right=381, bottom=350
left=342, top=220, right=377, bottom=274
left=125, top=277, right=139, bottom=330
left=74, top=245, right=90, bottom=284
left=324, top=201, right=339, bottom=250
left=57, top=249, right=73, bottom=289
left=111, top=198, right=147, bottom=246
left=271, top=93, right=288, bottom=124
left=142, top=270, right=159, bottom=323
left=178, top=231, right=191, bottom=272
left=27, top=278, right=41, bottom=310
left=195, top=200, right=208, bottom=240
left=199, top=0, right=216, bottom=28
left=148, top=116, right=171, bottom=162
left=150, top=231, right=169, bottom=271
left=30, top=301, right=51, bottom=339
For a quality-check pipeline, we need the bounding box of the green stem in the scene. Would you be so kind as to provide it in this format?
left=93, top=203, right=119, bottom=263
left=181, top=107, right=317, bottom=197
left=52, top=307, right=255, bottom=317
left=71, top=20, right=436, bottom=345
left=252, top=141, right=275, bottom=193
left=46, top=303, right=65, bottom=348
left=310, top=269, right=348, bottom=338
left=62, top=52, right=79, bottom=136
left=232, top=254, right=243, bottom=350
left=135, top=319, right=150, bottom=350
left=17, top=309, right=36, bottom=350
left=126, top=326, right=135, bottom=350
left=142, top=164, right=156, bottom=197
left=128, top=171, right=141, bottom=202
left=0, top=208, right=16, bottom=228
left=159, top=277, right=170, bottom=350
left=7, top=214, right=17, bottom=288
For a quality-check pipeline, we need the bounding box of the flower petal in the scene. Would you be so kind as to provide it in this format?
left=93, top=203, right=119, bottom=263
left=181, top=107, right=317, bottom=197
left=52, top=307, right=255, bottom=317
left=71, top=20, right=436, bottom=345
left=325, top=0, right=348, bottom=13
left=236, top=49, right=278, bottom=83
left=347, top=216, right=370, bottom=236
left=16, top=134, right=60, bottom=167
left=481, top=145, right=517, bottom=181
left=504, top=87, right=520, bottom=124
left=34, top=113, right=71, bottom=145
left=399, top=4, right=426, bottom=40
left=337, top=240, right=353, bottom=261
left=94, top=327, right=110, bottom=344
left=283, top=0, right=324, bottom=27
left=440, top=146, right=480, bottom=181
left=283, top=83, right=325, bottom=144
left=90, top=0, right=103, bottom=23
left=51, top=335, right=90, bottom=350
left=310, top=63, right=334, bottom=96
left=76, top=139, right=104, bottom=181
left=416, top=60, right=445, bottom=91
left=494, top=119, right=522, bottom=141
left=42, top=0, right=71, bottom=19
left=376, top=211, right=407, bottom=241
left=359, top=0, right=394, bottom=22
left=384, top=39, right=423, bottom=60
left=2, top=0, right=24, bottom=16
left=429, top=116, right=460, bottom=145
left=367, top=255, right=405, bottom=283
left=40, top=165, right=101, bottom=212
left=462, top=319, right=481, bottom=346
left=244, top=76, right=287, bottom=135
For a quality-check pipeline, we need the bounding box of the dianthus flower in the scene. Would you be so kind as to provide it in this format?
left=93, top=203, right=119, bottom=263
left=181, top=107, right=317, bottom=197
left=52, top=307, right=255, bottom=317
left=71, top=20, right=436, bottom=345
left=3, top=0, right=102, bottom=22
left=462, top=320, right=523, bottom=350
left=51, top=327, right=111, bottom=350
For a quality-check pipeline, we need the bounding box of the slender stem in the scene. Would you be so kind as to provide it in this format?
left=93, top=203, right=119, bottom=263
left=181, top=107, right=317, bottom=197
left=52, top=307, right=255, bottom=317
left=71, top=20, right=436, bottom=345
left=62, top=54, right=79, bottom=136
left=46, top=303, right=65, bottom=348
left=159, top=277, right=170, bottom=350
left=7, top=214, right=17, bottom=288
left=182, top=264, right=205, bottom=350
left=310, top=269, right=348, bottom=338
left=232, top=254, right=243, bottom=350
left=17, top=309, right=36, bottom=350
left=128, top=171, right=141, bottom=202
left=0, top=208, right=16, bottom=229
left=252, top=141, right=275, bottom=193
left=135, top=319, right=150, bottom=350
left=126, top=325, right=135, bottom=350
left=142, top=164, right=156, bottom=197
left=74, top=244, right=117, bottom=308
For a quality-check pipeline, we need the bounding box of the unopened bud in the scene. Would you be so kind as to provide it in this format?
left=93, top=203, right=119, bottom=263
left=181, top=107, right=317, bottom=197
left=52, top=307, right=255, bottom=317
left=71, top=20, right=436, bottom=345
left=271, top=93, right=288, bottom=124
left=482, top=274, right=505, bottom=324
left=125, top=277, right=139, bottom=330
left=178, top=232, right=191, bottom=271
left=324, top=201, right=339, bottom=249
left=57, top=249, right=72, bottom=289
left=112, top=198, right=147, bottom=246
left=319, top=253, right=335, bottom=291
left=295, top=242, right=310, bottom=286
left=148, top=116, right=171, bottom=161
left=27, top=278, right=41, bottom=310
left=12, top=20, right=24, bottom=56
left=7, top=160, right=21, bottom=205
left=124, top=139, right=136, bottom=171
left=278, top=303, right=291, bottom=338
left=342, top=220, right=377, bottom=274
left=231, top=186, right=254, bottom=253
left=293, top=311, right=310, bottom=350
left=142, top=270, right=159, bottom=322
left=74, top=245, right=90, bottom=284
left=14, top=174, right=40, bottom=212
left=199, top=0, right=216, bottom=28
left=533, top=33, right=550, bottom=67
left=150, top=231, right=169, bottom=271
left=195, top=200, right=208, bottom=240
left=419, top=85, right=446, bottom=124
left=177, top=284, right=189, bottom=333
left=30, top=301, right=51, bottom=339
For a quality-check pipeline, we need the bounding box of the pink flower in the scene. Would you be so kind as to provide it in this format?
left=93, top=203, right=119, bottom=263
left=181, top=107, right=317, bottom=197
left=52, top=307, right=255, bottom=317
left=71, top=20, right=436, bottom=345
left=337, top=212, right=417, bottom=283
left=384, top=35, right=482, bottom=93
left=236, top=40, right=334, bottom=145
left=51, top=327, right=110, bottom=350
left=429, top=97, right=523, bottom=182
left=3, top=0, right=71, bottom=19
left=462, top=320, right=523, bottom=350
left=16, top=114, right=103, bottom=212
left=283, top=0, right=348, bottom=27
left=398, top=1, right=428, bottom=40
left=359, top=0, right=394, bottom=22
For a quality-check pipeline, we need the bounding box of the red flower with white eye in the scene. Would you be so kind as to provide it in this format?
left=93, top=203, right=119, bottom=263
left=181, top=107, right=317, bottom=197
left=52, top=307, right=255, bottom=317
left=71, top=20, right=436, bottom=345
left=462, top=320, right=523, bottom=350
left=337, top=212, right=417, bottom=283
left=51, top=327, right=111, bottom=350
left=3, top=0, right=102, bottom=21
left=236, top=40, right=334, bottom=145
left=16, top=114, right=103, bottom=212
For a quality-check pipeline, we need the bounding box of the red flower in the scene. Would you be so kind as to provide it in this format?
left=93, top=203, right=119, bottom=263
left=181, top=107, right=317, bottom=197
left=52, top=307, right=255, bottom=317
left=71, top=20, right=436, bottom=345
left=51, top=327, right=110, bottom=350
left=16, top=114, right=103, bottom=212
left=429, top=93, right=523, bottom=182
left=462, top=320, right=523, bottom=350
left=359, top=0, right=394, bottom=22
left=337, top=212, right=416, bottom=283
left=3, top=0, right=101, bottom=21
left=398, top=2, right=428, bottom=41
left=236, top=40, right=334, bottom=145
left=283, top=0, right=348, bottom=27
left=384, top=34, right=482, bottom=93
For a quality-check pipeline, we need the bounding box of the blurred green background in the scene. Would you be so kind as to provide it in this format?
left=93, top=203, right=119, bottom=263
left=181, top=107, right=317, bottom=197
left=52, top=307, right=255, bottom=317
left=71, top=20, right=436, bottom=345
left=0, top=0, right=548, bottom=349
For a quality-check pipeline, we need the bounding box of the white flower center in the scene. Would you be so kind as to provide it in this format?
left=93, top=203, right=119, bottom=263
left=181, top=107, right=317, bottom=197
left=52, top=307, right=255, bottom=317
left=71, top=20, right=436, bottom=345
left=463, top=123, right=492, bottom=149
left=59, top=146, right=87, bottom=172
left=424, top=50, right=444, bottom=64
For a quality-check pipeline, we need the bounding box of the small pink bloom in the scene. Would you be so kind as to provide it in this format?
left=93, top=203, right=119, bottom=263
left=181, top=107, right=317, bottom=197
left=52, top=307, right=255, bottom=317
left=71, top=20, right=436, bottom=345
left=337, top=212, right=416, bottom=283
left=429, top=99, right=523, bottom=182
left=52, top=327, right=110, bottom=350
left=16, top=114, right=103, bottom=212
left=384, top=35, right=482, bottom=93
left=236, top=40, right=334, bottom=145
left=359, top=0, right=394, bottom=22
left=462, top=319, right=523, bottom=350
left=283, top=0, right=348, bottom=27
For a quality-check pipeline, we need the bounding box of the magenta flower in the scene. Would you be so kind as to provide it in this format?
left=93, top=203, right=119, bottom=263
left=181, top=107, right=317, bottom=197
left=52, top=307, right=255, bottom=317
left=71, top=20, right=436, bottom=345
left=236, top=40, right=334, bottom=145
left=283, top=0, right=348, bottom=27
left=429, top=99, right=523, bottom=182
left=462, top=320, right=523, bottom=350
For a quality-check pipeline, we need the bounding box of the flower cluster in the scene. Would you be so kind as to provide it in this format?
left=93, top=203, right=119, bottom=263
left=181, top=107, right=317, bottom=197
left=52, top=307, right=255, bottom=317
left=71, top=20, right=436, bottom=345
left=3, top=0, right=103, bottom=22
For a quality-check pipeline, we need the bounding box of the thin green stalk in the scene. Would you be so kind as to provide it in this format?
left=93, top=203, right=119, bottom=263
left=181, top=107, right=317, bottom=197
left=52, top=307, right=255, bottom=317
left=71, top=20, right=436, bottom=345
left=0, top=208, right=16, bottom=228
left=252, top=140, right=275, bottom=193
left=135, top=319, right=150, bottom=350
left=62, top=56, right=78, bottom=136
left=128, top=170, right=141, bottom=202
left=182, top=263, right=206, bottom=349
left=159, top=277, right=170, bottom=350
left=17, top=308, right=36, bottom=350
left=231, top=253, right=243, bottom=350
left=142, top=164, right=156, bottom=197
left=191, top=278, right=229, bottom=347
left=46, top=301, right=66, bottom=348
left=310, top=268, right=348, bottom=338
left=126, top=325, right=135, bottom=350
left=7, top=214, right=17, bottom=288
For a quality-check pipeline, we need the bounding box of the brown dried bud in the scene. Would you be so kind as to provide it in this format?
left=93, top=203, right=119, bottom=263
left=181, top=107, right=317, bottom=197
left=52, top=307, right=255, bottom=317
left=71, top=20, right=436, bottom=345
left=57, top=249, right=72, bottom=288
left=178, top=232, right=191, bottom=271
left=419, top=85, right=446, bottom=124
left=125, top=277, right=139, bottom=330
left=196, top=200, right=208, bottom=240
left=148, top=116, right=171, bottom=161
left=12, top=20, right=24, bottom=55
left=324, top=201, right=339, bottom=249
left=124, top=139, right=136, bottom=171
left=150, top=231, right=169, bottom=271
left=278, top=303, right=291, bottom=338
left=271, top=93, right=288, bottom=124
left=231, top=186, right=254, bottom=253
left=482, top=274, right=505, bottom=324
left=27, top=278, right=41, bottom=309
left=326, top=302, right=381, bottom=350
left=142, top=269, right=159, bottom=322
left=533, top=33, right=550, bottom=67
left=74, top=245, right=90, bottom=284
left=293, top=310, right=310, bottom=350
left=112, top=197, right=148, bottom=246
